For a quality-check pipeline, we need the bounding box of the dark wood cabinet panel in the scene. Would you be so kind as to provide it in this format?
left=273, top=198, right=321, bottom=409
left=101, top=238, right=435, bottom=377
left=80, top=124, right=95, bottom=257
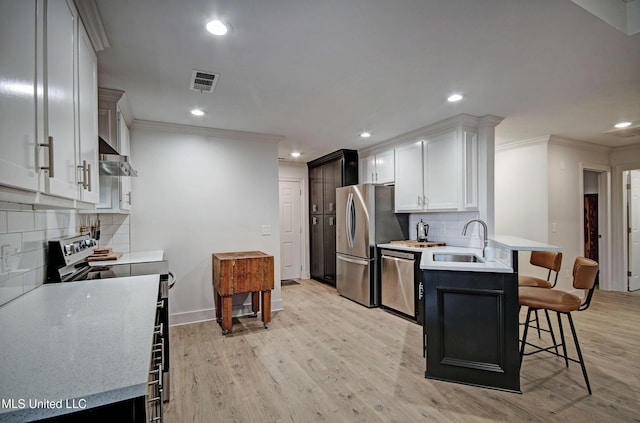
left=307, top=150, right=358, bottom=285
left=424, top=270, right=520, bottom=393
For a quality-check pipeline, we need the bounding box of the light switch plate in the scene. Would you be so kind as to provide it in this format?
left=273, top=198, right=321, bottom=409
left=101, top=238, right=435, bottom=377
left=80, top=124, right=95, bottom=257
left=261, top=225, right=271, bottom=236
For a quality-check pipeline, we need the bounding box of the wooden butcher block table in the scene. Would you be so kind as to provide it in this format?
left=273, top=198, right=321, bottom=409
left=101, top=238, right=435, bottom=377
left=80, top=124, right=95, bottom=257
left=212, top=251, right=274, bottom=335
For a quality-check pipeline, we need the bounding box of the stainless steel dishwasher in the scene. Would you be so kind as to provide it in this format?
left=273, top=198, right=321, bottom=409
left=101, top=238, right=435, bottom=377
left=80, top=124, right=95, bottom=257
left=381, top=249, right=418, bottom=318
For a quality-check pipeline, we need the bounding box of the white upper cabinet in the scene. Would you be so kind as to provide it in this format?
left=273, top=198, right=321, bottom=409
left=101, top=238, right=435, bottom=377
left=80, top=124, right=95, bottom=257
left=395, top=128, right=477, bottom=212
left=359, top=156, right=376, bottom=184
left=118, top=114, right=132, bottom=211
left=395, top=142, right=424, bottom=210
left=97, top=89, right=134, bottom=213
left=359, top=149, right=395, bottom=185
left=423, top=131, right=459, bottom=210
left=374, top=149, right=395, bottom=184
left=0, top=0, right=99, bottom=207
left=77, top=20, right=99, bottom=203
left=45, top=0, right=79, bottom=200
left=0, top=0, right=39, bottom=192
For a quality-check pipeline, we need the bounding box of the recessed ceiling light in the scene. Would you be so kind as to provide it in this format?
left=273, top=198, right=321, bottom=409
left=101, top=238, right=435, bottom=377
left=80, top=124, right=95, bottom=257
left=206, top=19, right=230, bottom=36
left=447, top=94, right=463, bottom=102
left=360, top=132, right=371, bottom=138
left=614, top=121, right=632, bottom=128
left=190, top=108, right=206, bottom=116
left=291, top=152, right=301, bottom=158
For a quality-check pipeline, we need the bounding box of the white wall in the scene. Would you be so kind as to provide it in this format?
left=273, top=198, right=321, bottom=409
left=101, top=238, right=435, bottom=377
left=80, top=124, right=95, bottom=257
left=130, top=122, right=282, bottom=326
left=495, top=138, right=549, bottom=241
left=547, top=137, right=610, bottom=289
left=495, top=136, right=614, bottom=291
left=495, top=138, right=550, bottom=281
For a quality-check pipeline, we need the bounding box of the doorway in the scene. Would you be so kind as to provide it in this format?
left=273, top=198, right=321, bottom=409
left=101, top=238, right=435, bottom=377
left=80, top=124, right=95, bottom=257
left=583, top=171, right=600, bottom=284
left=279, top=180, right=303, bottom=281
left=626, top=170, right=640, bottom=292
left=581, top=167, right=610, bottom=289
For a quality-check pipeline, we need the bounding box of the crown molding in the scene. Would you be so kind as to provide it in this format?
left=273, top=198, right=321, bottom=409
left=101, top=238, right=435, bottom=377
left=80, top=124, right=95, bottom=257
left=74, top=0, right=110, bottom=51
left=496, top=135, right=551, bottom=151
left=131, top=120, right=284, bottom=144
left=548, top=135, right=611, bottom=153
left=360, top=114, right=503, bottom=157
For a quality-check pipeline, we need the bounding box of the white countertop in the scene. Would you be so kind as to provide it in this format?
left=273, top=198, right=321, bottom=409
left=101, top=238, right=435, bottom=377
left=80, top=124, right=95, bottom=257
left=378, top=244, right=513, bottom=273
left=88, top=250, right=165, bottom=267
left=0, top=275, right=159, bottom=422
left=493, top=235, right=562, bottom=252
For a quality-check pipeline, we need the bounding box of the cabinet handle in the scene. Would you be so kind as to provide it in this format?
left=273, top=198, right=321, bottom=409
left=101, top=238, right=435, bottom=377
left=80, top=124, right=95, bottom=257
left=423, top=195, right=428, bottom=208
left=127, top=192, right=132, bottom=205
left=371, top=172, right=375, bottom=182
left=77, top=160, right=88, bottom=189
left=417, top=195, right=422, bottom=207
left=86, top=163, right=92, bottom=192
left=39, top=136, right=54, bottom=178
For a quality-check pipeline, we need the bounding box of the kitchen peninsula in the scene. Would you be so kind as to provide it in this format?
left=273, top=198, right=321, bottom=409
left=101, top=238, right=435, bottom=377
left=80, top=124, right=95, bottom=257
left=379, top=235, right=561, bottom=392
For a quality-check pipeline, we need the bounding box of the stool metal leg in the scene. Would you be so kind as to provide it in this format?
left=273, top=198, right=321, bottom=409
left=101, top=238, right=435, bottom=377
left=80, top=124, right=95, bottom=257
left=556, top=312, right=569, bottom=368
left=544, top=309, right=559, bottom=355
left=567, top=313, right=592, bottom=395
left=534, top=309, right=542, bottom=338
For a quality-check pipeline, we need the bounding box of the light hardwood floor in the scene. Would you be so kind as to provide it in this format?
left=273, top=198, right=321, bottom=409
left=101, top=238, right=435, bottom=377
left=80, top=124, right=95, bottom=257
left=164, top=280, right=640, bottom=422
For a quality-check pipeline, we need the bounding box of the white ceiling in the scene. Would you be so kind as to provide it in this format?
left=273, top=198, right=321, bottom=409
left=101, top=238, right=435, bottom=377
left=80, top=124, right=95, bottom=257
left=94, top=0, right=640, bottom=162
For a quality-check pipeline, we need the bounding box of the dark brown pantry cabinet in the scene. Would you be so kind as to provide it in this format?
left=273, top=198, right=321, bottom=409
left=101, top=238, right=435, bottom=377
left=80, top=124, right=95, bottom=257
left=308, top=150, right=358, bottom=285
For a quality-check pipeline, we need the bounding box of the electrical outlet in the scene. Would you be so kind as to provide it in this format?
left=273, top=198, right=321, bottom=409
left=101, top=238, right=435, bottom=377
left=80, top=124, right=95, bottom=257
left=261, top=225, right=272, bottom=236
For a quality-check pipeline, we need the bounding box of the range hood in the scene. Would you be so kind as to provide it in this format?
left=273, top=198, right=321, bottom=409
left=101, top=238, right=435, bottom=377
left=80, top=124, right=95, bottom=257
left=99, top=138, right=138, bottom=177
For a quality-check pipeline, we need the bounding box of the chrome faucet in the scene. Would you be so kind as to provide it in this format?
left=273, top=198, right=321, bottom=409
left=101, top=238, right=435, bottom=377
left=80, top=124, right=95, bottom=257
left=462, top=219, right=488, bottom=257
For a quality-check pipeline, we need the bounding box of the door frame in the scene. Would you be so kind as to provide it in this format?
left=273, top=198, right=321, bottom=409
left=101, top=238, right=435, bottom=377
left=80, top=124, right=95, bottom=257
left=623, top=169, right=640, bottom=292
left=279, top=176, right=308, bottom=280
left=579, top=164, right=611, bottom=290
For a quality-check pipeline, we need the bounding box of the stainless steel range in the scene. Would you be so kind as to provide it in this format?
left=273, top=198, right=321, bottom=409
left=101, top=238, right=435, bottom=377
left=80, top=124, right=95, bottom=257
left=47, top=234, right=174, bottom=407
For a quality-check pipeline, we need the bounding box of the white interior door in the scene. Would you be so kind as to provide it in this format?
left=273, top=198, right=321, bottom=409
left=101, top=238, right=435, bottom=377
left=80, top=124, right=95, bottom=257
left=629, top=170, right=640, bottom=291
left=280, top=180, right=302, bottom=280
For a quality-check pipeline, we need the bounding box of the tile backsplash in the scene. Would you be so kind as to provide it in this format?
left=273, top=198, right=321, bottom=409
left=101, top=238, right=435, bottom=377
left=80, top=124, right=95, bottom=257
left=0, top=201, right=131, bottom=306
left=409, top=211, right=483, bottom=247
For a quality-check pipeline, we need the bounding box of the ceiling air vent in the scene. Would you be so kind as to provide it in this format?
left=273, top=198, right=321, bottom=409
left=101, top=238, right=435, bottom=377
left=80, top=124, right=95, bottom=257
left=190, top=69, right=219, bottom=93
left=603, top=125, right=640, bottom=138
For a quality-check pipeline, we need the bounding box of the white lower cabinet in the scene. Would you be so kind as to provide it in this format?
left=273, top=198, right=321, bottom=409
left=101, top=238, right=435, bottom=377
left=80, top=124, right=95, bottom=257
left=395, top=128, right=477, bottom=213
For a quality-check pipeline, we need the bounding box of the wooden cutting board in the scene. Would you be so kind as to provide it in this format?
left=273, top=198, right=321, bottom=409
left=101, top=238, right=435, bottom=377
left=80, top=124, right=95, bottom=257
left=390, top=240, right=446, bottom=248
left=87, top=251, right=123, bottom=262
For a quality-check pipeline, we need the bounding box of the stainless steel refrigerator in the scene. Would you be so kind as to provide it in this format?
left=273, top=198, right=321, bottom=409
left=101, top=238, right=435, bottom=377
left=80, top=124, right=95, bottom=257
left=336, top=184, right=408, bottom=307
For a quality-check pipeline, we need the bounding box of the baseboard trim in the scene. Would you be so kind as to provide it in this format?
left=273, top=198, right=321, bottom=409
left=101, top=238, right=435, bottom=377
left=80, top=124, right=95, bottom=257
left=169, top=299, right=284, bottom=327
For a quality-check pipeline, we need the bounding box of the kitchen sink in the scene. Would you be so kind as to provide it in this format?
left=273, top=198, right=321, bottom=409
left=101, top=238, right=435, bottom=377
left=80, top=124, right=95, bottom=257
left=432, top=253, right=484, bottom=263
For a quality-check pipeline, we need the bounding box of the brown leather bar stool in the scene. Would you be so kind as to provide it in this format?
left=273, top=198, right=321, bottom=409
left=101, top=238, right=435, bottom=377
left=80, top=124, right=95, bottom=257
left=519, top=250, right=562, bottom=288
left=519, top=257, right=599, bottom=394
left=518, top=251, right=562, bottom=338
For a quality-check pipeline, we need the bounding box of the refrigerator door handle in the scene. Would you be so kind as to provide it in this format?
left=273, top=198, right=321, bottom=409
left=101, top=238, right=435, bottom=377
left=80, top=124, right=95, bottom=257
left=337, top=255, right=369, bottom=266
left=346, top=192, right=356, bottom=248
